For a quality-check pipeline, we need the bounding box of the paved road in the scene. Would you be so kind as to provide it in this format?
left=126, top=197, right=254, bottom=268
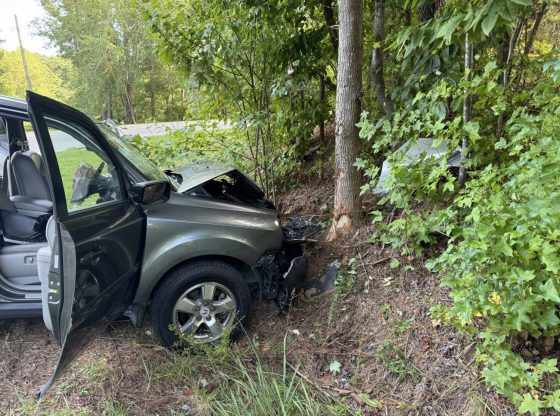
left=26, top=120, right=228, bottom=153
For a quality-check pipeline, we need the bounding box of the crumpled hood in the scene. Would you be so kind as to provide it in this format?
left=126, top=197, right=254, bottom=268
left=175, top=160, right=236, bottom=193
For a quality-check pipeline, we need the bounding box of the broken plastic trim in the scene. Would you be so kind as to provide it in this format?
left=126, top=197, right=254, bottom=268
left=254, top=243, right=307, bottom=308
left=282, top=218, right=322, bottom=242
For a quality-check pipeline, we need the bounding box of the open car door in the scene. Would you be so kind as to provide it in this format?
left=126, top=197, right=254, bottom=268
left=26, top=91, right=146, bottom=397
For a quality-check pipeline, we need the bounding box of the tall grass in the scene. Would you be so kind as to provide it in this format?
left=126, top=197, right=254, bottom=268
left=211, top=355, right=340, bottom=416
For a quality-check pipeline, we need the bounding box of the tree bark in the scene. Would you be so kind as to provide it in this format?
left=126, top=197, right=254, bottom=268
left=524, top=1, right=547, bottom=56
left=322, top=0, right=338, bottom=52
left=458, top=34, right=472, bottom=188
left=107, top=88, right=113, bottom=119
left=495, top=18, right=522, bottom=138
left=370, top=0, right=394, bottom=116
left=327, top=0, right=363, bottom=241
left=150, top=84, right=156, bottom=121
left=123, top=74, right=136, bottom=124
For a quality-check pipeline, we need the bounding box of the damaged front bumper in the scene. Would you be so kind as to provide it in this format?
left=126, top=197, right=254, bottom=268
left=254, top=218, right=320, bottom=307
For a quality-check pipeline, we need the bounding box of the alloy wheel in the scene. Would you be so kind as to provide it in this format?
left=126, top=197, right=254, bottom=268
left=172, top=282, right=237, bottom=343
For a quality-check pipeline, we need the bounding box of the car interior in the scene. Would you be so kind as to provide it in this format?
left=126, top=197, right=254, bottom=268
left=0, top=115, right=55, bottom=325
left=0, top=110, right=122, bottom=326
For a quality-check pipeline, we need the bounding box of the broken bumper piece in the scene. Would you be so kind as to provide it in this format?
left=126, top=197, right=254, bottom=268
left=284, top=254, right=307, bottom=293
left=282, top=217, right=322, bottom=242
left=254, top=243, right=308, bottom=307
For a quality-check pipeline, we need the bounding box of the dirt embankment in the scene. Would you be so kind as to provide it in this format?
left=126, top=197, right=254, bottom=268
left=0, top=159, right=514, bottom=415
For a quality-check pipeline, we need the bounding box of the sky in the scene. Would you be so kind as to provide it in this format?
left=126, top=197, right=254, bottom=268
left=0, top=0, right=58, bottom=56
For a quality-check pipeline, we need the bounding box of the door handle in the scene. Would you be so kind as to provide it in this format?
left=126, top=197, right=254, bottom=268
left=80, top=247, right=107, bottom=266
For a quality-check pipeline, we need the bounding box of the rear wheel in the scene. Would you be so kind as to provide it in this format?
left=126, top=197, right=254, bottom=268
left=150, top=260, right=251, bottom=348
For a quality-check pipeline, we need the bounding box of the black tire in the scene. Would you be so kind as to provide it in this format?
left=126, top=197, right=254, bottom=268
left=150, top=260, right=251, bottom=348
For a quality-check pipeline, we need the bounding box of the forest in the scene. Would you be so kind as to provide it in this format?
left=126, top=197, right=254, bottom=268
left=0, top=0, right=559, bottom=415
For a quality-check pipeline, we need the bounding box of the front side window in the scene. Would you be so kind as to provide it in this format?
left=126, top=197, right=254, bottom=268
left=47, top=119, right=123, bottom=212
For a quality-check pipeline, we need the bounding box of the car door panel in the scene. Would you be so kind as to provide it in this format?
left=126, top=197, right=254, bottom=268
left=26, top=91, right=146, bottom=397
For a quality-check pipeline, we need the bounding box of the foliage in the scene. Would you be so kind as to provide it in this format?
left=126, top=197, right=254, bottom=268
left=129, top=123, right=298, bottom=188
left=356, top=1, right=560, bottom=413
left=0, top=49, right=75, bottom=102
left=141, top=0, right=335, bottom=196
left=35, top=0, right=186, bottom=122
left=427, top=75, right=560, bottom=413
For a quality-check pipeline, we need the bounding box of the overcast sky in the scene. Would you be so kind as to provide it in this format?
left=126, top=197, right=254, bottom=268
left=0, top=0, right=58, bottom=55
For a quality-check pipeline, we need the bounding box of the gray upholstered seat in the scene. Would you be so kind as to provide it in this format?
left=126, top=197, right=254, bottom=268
left=10, top=150, right=51, bottom=201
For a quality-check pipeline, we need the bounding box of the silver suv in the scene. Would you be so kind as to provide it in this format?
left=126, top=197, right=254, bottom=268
left=0, top=92, right=308, bottom=395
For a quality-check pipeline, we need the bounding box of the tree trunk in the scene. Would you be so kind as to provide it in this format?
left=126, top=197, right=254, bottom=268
left=107, top=89, right=113, bottom=119
left=495, top=18, right=522, bottom=138
left=319, top=76, right=325, bottom=144
left=150, top=86, right=156, bottom=121
left=370, top=0, right=394, bottom=116
left=458, top=34, right=472, bottom=188
left=322, top=0, right=338, bottom=52
left=524, top=1, right=547, bottom=56
left=123, top=75, right=136, bottom=124
left=327, top=0, right=363, bottom=241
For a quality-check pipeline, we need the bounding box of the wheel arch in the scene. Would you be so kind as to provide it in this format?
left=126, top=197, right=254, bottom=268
left=150, top=254, right=259, bottom=301
left=125, top=254, right=261, bottom=327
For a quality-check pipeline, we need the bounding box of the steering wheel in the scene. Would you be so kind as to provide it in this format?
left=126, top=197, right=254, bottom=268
left=92, top=162, right=105, bottom=180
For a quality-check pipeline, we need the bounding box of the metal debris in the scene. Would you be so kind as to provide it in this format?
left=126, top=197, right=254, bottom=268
left=376, top=138, right=462, bottom=194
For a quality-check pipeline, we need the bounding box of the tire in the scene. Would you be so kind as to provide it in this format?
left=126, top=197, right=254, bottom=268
left=150, top=260, right=251, bottom=349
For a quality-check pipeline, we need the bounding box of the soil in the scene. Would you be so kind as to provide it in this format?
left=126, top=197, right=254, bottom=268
left=0, top=162, right=517, bottom=415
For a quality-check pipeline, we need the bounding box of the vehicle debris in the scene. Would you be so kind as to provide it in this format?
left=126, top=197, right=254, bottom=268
left=376, top=138, right=462, bottom=194
left=282, top=217, right=322, bottom=242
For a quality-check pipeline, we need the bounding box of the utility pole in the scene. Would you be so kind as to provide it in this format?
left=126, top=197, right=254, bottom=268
left=15, top=15, right=33, bottom=91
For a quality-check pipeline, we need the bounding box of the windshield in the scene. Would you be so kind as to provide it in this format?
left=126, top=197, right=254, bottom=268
left=97, top=122, right=176, bottom=188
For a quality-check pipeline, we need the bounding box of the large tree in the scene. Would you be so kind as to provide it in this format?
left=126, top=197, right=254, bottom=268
left=35, top=0, right=185, bottom=122
left=327, top=0, right=363, bottom=240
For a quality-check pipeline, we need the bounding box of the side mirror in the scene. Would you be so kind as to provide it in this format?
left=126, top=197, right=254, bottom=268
left=129, top=180, right=171, bottom=205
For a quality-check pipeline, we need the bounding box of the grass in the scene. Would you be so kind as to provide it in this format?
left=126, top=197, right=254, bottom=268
left=55, top=147, right=109, bottom=211
left=144, top=332, right=352, bottom=416
left=211, top=355, right=342, bottom=416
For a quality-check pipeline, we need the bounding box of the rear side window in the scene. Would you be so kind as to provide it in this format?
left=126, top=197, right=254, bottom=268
left=0, top=118, right=8, bottom=155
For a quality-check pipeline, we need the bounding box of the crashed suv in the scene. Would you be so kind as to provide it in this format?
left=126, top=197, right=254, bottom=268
left=0, top=92, right=309, bottom=395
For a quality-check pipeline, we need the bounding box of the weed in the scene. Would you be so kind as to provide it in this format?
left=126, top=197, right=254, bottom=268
left=393, top=317, right=415, bottom=336
left=328, top=258, right=358, bottom=326
left=334, top=258, right=358, bottom=294
left=380, top=303, right=391, bottom=320
left=375, top=340, right=420, bottom=380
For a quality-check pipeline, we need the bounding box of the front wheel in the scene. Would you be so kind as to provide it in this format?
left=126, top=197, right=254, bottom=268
left=150, top=260, right=251, bottom=348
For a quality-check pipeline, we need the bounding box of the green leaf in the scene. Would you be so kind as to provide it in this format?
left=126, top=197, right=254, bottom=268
left=539, top=307, right=560, bottom=329
left=390, top=258, right=400, bottom=269
left=518, top=393, right=542, bottom=415
left=481, top=10, right=498, bottom=36
left=540, top=279, right=560, bottom=303
left=359, top=394, right=382, bottom=409
left=436, top=15, right=463, bottom=43
left=329, top=361, right=341, bottom=374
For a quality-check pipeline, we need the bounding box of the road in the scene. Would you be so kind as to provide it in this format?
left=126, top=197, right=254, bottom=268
left=26, top=120, right=227, bottom=153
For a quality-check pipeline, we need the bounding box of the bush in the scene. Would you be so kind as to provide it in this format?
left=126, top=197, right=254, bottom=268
left=360, top=64, right=560, bottom=414
left=428, top=82, right=560, bottom=413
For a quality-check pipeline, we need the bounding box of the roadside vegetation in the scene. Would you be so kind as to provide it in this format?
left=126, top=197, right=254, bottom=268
left=0, top=0, right=559, bottom=415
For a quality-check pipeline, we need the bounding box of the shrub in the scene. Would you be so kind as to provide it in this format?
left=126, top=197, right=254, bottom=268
left=428, top=82, right=560, bottom=413
left=360, top=63, right=560, bottom=414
